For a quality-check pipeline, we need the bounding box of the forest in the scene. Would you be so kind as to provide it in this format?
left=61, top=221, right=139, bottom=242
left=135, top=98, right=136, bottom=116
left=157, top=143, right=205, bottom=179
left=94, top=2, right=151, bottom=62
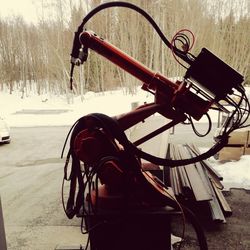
left=0, top=0, right=249, bottom=97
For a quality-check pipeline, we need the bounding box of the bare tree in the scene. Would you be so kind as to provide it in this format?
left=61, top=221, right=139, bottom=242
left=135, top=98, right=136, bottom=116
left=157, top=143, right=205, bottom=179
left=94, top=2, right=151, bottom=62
left=0, top=0, right=249, bottom=96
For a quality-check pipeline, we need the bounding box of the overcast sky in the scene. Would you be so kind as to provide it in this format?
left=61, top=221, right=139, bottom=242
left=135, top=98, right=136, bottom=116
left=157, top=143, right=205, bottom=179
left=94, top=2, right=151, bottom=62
left=0, top=0, right=248, bottom=24
left=0, top=0, right=38, bottom=23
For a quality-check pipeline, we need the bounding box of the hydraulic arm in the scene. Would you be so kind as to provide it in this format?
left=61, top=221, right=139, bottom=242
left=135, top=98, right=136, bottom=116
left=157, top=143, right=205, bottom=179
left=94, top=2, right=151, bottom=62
left=62, top=2, right=249, bottom=250
left=79, top=30, right=212, bottom=122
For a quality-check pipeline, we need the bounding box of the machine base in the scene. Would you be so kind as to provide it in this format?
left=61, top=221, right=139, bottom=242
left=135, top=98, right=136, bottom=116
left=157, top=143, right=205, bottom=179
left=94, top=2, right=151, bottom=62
left=86, top=206, right=175, bottom=250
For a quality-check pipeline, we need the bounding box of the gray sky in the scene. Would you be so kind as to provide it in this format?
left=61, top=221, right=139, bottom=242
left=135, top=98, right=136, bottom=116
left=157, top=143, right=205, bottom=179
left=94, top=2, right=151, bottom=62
left=0, top=0, right=248, bottom=24
left=0, top=0, right=38, bottom=23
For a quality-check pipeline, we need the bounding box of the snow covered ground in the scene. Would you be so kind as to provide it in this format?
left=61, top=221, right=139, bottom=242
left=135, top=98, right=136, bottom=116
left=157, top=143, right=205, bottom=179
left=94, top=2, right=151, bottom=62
left=1, top=88, right=250, bottom=190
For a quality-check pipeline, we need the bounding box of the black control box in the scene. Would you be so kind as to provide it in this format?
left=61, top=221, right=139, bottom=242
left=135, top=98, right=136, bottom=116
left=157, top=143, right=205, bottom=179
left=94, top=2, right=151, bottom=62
left=185, top=48, right=244, bottom=99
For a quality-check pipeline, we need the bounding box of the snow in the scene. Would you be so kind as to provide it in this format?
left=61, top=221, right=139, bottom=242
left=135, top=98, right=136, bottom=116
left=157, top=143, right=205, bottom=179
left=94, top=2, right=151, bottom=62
left=1, top=89, right=154, bottom=127
left=1, top=88, right=250, bottom=190
left=209, top=155, right=250, bottom=191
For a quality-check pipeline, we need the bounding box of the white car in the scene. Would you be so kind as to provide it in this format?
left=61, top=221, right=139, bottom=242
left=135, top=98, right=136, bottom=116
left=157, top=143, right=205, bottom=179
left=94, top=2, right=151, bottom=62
left=0, top=118, right=11, bottom=144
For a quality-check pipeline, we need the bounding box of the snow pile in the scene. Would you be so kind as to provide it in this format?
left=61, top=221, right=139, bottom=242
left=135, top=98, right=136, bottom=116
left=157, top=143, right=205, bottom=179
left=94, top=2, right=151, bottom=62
left=1, top=89, right=153, bottom=127
left=208, top=155, right=250, bottom=190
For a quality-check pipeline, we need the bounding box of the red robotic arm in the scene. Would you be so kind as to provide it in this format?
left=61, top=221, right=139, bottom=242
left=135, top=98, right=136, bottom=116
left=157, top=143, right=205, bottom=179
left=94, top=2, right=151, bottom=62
left=63, top=4, right=247, bottom=250
left=79, top=30, right=212, bottom=124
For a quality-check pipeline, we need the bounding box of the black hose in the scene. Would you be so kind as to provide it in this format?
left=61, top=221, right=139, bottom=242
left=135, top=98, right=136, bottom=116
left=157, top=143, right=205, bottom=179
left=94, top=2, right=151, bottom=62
left=182, top=205, right=208, bottom=250
left=70, top=1, right=192, bottom=64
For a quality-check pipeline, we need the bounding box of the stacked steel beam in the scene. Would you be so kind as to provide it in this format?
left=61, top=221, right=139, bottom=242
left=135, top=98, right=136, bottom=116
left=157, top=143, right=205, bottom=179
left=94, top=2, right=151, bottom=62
left=165, top=143, right=232, bottom=223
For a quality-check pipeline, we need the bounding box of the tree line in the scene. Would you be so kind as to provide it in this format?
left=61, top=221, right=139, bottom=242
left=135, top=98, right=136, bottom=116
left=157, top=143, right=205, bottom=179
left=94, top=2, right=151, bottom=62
left=0, top=0, right=249, bottom=97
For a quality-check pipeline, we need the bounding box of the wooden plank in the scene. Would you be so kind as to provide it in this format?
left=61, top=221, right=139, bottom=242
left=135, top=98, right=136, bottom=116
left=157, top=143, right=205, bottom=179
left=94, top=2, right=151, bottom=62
left=227, top=131, right=248, bottom=145
left=206, top=171, right=224, bottom=190
left=169, top=168, right=176, bottom=195
left=244, top=147, right=250, bottom=155
left=185, top=144, right=227, bottom=222
left=184, top=146, right=217, bottom=204
left=170, top=144, right=193, bottom=198
left=177, top=145, right=211, bottom=202
left=170, top=168, right=180, bottom=196
left=185, top=144, right=224, bottom=190
left=168, top=143, right=226, bottom=222
left=174, top=145, right=191, bottom=189
left=173, top=167, right=182, bottom=196
left=193, top=162, right=212, bottom=197
left=219, top=147, right=244, bottom=161
left=173, top=145, right=193, bottom=198
left=211, top=180, right=232, bottom=216
left=169, top=144, right=181, bottom=196
left=169, top=144, right=190, bottom=197
left=207, top=190, right=226, bottom=223
left=199, top=166, right=226, bottom=222
left=187, top=144, right=223, bottom=180
left=197, top=159, right=224, bottom=190
left=244, top=131, right=250, bottom=154
left=177, top=167, right=193, bottom=198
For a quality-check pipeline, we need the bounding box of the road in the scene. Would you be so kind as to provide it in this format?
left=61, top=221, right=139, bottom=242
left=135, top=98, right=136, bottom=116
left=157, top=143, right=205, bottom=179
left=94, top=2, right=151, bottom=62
left=0, top=126, right=88, bottom=250
left=0, top=122, right=218, bottom=250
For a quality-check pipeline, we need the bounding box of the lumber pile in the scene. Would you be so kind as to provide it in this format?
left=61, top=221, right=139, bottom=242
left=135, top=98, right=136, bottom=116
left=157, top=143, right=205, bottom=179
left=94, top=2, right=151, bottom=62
left=165, top=143, right=232, bottom=223
left=218, top=130, right=250, bottom=161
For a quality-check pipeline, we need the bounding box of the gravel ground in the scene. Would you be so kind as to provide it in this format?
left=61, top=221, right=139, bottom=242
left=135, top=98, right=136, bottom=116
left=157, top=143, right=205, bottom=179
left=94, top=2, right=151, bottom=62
left=172, top=188, right=250, bottom=250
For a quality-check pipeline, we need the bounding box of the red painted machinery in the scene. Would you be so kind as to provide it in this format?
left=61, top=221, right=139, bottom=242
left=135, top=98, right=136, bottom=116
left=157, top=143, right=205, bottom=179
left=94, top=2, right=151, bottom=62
left=61, top=2, right=249, bottom=250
